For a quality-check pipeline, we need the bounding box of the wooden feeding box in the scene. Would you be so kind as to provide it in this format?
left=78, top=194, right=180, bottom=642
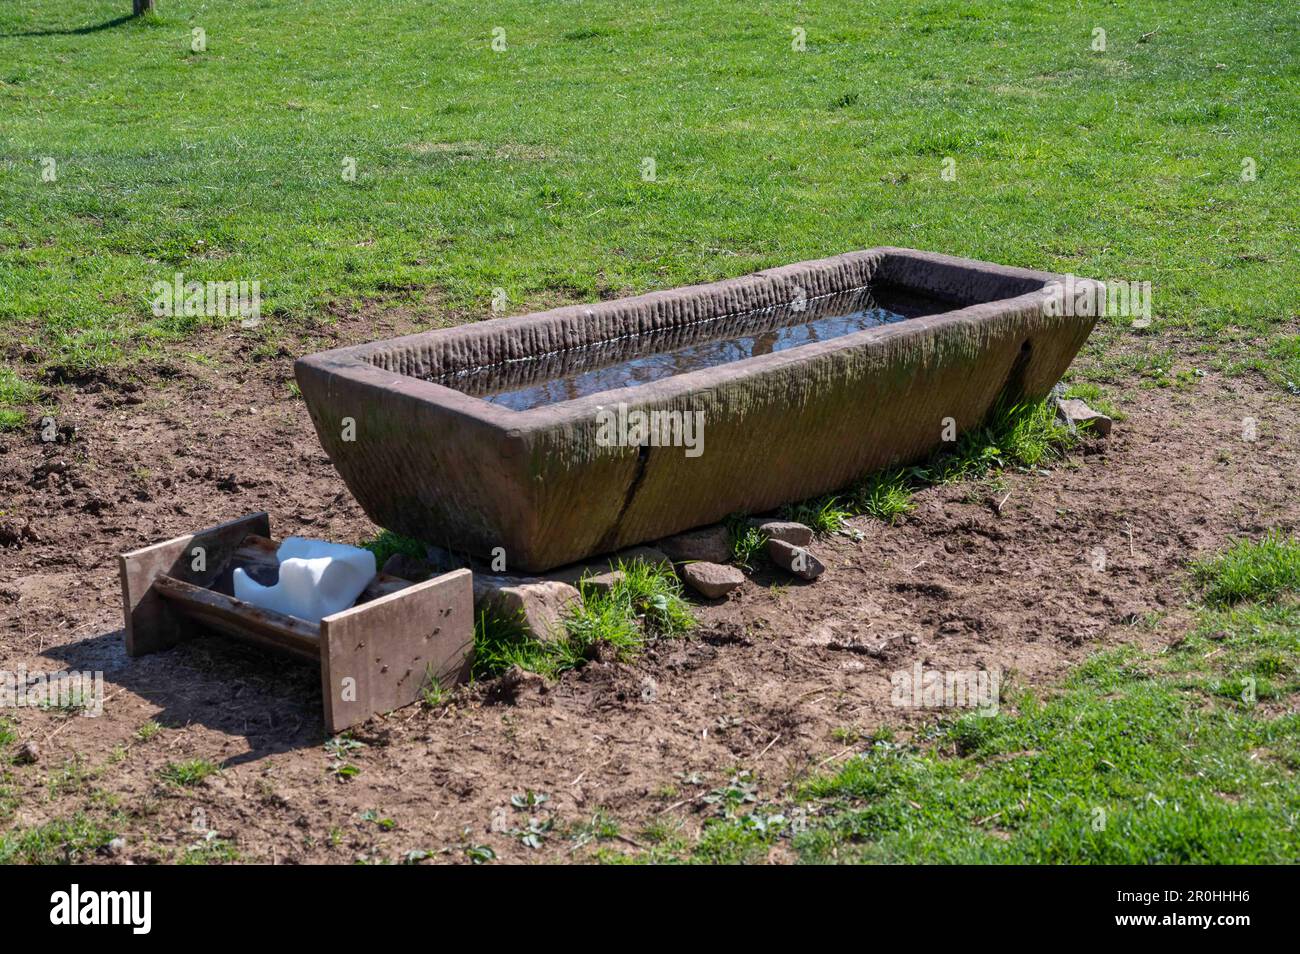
left=119, top=513, right=474, bottom=733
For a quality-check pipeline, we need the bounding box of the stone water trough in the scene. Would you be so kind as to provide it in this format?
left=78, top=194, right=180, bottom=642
left=296, top=248, right=1097, bottom=572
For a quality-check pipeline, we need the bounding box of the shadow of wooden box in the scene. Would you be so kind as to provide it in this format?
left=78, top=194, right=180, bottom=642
left=118, top=513, right=473, bottom=733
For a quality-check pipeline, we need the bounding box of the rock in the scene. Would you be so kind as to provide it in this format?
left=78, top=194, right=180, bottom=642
left=380, top=552, right=435, bottom=582
left=472, top=576, right=581, bottom=642
left=13, top=741, right=39, bottom=765
left=767, top=538, right=825, bottom=580
left=657, top=526, right=732, bottom=564
left=751, top=519, right=813, bottom=547
left=1056, top=398, right=1113, bottom=437
left=680, top=561, right=745, bottom=599
left=106, top=837, right=127, bottom=857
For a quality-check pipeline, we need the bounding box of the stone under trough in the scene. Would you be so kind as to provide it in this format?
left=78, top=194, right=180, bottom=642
left=296, top=248, right=1098, bottom=572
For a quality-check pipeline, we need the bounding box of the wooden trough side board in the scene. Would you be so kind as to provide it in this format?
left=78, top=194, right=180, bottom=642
left=320, top=568, right=474, bottom=733
left=120, top=512, right=271, bottom=656
left=120, top=514, right=475, bottom=733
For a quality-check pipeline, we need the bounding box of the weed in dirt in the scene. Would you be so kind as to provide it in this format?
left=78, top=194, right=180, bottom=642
left=850, top=467, right=917, bottom=523
left=569, top=810, right=621, bottom=850
left=421, top=671, right=448, bottom=708
left=324, top=734, right=365, bottom=759
left=780, top=496, right=851, bottom=535
left=328, top=762, right=361, bottom=782
left=1192, top=531, right=1300, bottom=606
left=135, top=720, right=162, bottom=743
left=360, top=809, right=397, bottom=831
left=510, top=790, right=550, bottom=810
left=159, top=759, right=219, bottom=787
left=181, top=833, right=241, bottom=864
left=725, top=515, right=767, bottom=569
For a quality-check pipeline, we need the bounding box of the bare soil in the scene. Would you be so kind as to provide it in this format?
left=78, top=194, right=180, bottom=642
left=1, top=315, right=1296, bottom=863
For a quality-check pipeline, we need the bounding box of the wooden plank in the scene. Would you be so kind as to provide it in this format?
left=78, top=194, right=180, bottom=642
left=153, top=574, right=321, bottom=662
left=319, top=568, right=473, bottom=733
left=119, top=512, right=271, bottom=657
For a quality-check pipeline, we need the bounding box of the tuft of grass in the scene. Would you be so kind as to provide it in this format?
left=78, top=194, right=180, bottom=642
left=0, top=368, right=37, bottom=431
left=470, top=607, right=562, bottom=680
left=601, top=558, right=695, bottom=638
left=159, top=759, right=219, bottom=787
left=931, top=399, right=1078, bottom=483
left=421, top=671, right=448, bottom=708
left=1192, top=532, right=1300, bottom=606
left=780, top=495, right=852, bottom=535
left=725, top=515, right=767, bottom=569
left=850, top=467, right=917, bottom=523
left=135, top=720, right=162, bottom=742
left=359, top=529, right=427, bottom=569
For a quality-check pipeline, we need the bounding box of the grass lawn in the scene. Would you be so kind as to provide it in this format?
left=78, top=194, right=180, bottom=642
left=1, top=0, right=1297, bottom=428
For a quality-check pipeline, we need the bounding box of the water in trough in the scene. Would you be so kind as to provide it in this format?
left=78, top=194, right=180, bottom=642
left=435, top=284, right=955, bottom=410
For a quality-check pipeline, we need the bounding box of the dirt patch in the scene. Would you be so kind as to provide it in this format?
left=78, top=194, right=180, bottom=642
left=0, top=317, right=1296, bottom=863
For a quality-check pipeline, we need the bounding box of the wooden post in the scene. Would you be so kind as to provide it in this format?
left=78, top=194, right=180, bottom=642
left=133, top=0, right=155, bottom=16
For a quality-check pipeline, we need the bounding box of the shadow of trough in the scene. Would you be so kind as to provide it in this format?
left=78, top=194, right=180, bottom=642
left=43, top=627, right=325, bottom=769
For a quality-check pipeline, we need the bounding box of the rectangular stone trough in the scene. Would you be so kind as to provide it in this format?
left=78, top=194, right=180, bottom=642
left=296, top=248, right=1098, bottom=572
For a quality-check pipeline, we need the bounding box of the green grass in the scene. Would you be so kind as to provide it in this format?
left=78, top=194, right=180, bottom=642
left=850, top=467, right=917, bottom=523
left=780, top=495, right=852, bottom=536
left=158, top=758, right=219, bottom=787
left=0, top=812, right=118, bottom=864
left=359, top=529, right=427, bottom=570
left=471, top=558, right=693, bottom=680
left=726, top=522, right=767, bottom=570
left=1, top=0, right=1298, bottom=423
left=1192, top=531, right=1300, bottom=606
